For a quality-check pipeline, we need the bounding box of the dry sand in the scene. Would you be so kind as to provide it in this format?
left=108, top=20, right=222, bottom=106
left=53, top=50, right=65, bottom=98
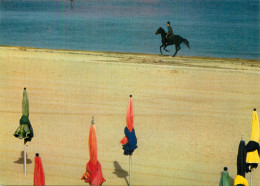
left=0, top=46, right=260, bottom=185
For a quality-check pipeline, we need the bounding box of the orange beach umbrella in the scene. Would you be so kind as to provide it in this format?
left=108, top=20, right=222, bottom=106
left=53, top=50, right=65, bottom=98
left=120, top=95, right=135, bottom=145
left=126, top=95, right=134, bottom=132
left=88, top=118, right=97, bottom=165
left=81, top=117, right=106, bottom=186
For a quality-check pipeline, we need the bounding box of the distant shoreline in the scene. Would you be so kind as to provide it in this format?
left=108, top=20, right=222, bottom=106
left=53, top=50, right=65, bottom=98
left=1, top=45, right=260, bottom=74
left=1, top=45, right=259, bottom=62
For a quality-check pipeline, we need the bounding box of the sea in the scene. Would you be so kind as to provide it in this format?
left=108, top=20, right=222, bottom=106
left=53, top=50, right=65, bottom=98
left=0, top=0, right=259, bottom=59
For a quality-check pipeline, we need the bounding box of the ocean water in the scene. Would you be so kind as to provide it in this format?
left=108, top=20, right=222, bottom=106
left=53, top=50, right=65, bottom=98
left=0, top=0, right=259, bottom=59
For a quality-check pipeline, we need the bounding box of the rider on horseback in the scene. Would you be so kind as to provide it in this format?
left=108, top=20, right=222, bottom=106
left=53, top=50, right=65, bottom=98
left=166, top=21, right=174, bottom=44
left=156, top=26, right=189, bottom=57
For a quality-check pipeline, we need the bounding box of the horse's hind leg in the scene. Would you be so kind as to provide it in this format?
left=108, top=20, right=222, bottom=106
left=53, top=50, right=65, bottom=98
left=172, top=44, right=181, bottom=57
left=172, top=45, right=178, bottom=57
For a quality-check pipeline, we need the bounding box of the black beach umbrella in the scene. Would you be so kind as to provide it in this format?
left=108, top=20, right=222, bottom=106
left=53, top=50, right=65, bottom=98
left=233, top=138, right=248, bottom=186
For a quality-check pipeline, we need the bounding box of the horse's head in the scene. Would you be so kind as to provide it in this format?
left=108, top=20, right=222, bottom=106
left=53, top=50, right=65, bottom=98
left=155, top=27, right=165, bottom=35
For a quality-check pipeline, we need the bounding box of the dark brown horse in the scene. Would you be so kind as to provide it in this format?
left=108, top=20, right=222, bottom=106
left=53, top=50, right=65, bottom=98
left=155, top=27, right=190, bottom=57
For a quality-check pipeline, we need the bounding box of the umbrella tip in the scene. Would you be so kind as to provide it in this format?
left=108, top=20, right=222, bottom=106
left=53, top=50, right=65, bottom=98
left=241, top=135, right=244, bottom=141
left=24, top=87, right=26, bottom=90
left=91, top=116, right=94, bottom=124
left=254, top=108, right=256, bottom=111
left=35, top=153, right=39, bottom=157
left=130, top=95, right=132, bottom=97
left=224, top=167, right=228, bottom=171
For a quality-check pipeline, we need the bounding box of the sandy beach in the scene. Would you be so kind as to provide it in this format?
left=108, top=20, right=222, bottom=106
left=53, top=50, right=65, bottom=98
left=0, top=46, right=260, bottom=185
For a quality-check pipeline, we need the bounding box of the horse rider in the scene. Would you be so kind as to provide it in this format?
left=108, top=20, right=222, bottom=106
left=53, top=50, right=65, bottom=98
left=166, top=21, right=174, bottom=43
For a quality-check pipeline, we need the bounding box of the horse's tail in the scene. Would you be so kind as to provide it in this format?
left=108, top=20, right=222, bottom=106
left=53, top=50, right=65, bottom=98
left=182, top=38, right=190, bottom=49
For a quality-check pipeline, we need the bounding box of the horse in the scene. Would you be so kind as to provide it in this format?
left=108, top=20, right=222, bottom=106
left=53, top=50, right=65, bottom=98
left=155, top=27, right=190, bottom=57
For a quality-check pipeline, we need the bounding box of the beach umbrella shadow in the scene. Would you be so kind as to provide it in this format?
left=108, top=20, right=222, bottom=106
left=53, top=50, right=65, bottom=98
left=229, top=176, right=234, bottom=185
left=113, top=161, right=129, bottom=185
left=13, top=151, right=32, bottom=164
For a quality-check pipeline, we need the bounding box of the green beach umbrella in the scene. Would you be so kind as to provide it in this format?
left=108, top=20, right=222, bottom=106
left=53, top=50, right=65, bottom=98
left=22, top=88, right=29, bottom=117
left=219, top=167, right=230, bottom=186
left=13, top=88, right=34, bottom=175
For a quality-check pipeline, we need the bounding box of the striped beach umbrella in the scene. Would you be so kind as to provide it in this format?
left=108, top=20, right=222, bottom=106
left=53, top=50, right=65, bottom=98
left=81, top=117, right=106, bottom=186
left=34, top=153, right=45, bottom=186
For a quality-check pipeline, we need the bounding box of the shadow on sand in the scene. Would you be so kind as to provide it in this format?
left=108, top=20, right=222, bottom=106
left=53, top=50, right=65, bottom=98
left=113, top=161, right=129, bottom=185
left=13, top=151, right=32, bottom=164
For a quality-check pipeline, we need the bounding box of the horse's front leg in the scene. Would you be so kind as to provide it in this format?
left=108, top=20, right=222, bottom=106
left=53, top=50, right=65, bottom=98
left=163, top=45, right=170, bottom=52
left=160, top=44, right=163, bottom=55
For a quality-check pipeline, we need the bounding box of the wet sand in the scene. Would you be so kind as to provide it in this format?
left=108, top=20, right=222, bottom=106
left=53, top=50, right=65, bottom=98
left=0, top=46, right=260, bottom=185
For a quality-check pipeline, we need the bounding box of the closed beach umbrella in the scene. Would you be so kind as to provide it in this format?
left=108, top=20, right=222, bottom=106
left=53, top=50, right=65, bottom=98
left=81, top=117, right=106, bottom=186
left=219, top=167, right=230, bottom=186
left=246, top=108, right=260, bottom=165
left=22, top=87, right=29, bottom=117
left=34, top=153, right=45, bottom=186
left=126, top=94, right=134, bottom=133
left=13, top=88, right=34, bottom=175
left=88, top=118, right=97, bottom=165
left=14, top=88, right=34, bottom=143
left=234, top=139, right=249, bottom=186
left=245, top=108, right=260, bottom=186
left=120, top=95, right=137, bottom=186
left=120, top=95, right=137, bottom=155
left=120, top=94, right=134, bottom=145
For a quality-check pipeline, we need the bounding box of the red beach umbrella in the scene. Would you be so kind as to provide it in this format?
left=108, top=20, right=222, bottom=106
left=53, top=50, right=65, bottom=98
left=120, top=95, right=135, bottom=145
left=126, top=95, right=134, bottom=132
left=120, top=95, right=138, bottom=186
left=88, top=119, right=97, bottom=165
left=33, top=153, right=45, bottom=186
left=81, top=117, right=106, bottom=186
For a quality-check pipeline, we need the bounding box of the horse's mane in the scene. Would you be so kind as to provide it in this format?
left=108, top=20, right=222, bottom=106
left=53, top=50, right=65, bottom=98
left=159, top=27, right=166, bottom=34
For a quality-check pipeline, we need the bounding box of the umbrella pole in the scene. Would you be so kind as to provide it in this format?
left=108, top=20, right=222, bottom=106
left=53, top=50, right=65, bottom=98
left=129, top=155, right=132, bottom=186
left=250, top=168, right=253, bottom=186
left=24, top=142, right=26, bottom=176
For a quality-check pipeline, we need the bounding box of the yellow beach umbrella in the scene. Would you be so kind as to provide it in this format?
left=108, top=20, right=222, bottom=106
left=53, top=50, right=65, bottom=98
left=246, top=108, right=260, bottom=164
